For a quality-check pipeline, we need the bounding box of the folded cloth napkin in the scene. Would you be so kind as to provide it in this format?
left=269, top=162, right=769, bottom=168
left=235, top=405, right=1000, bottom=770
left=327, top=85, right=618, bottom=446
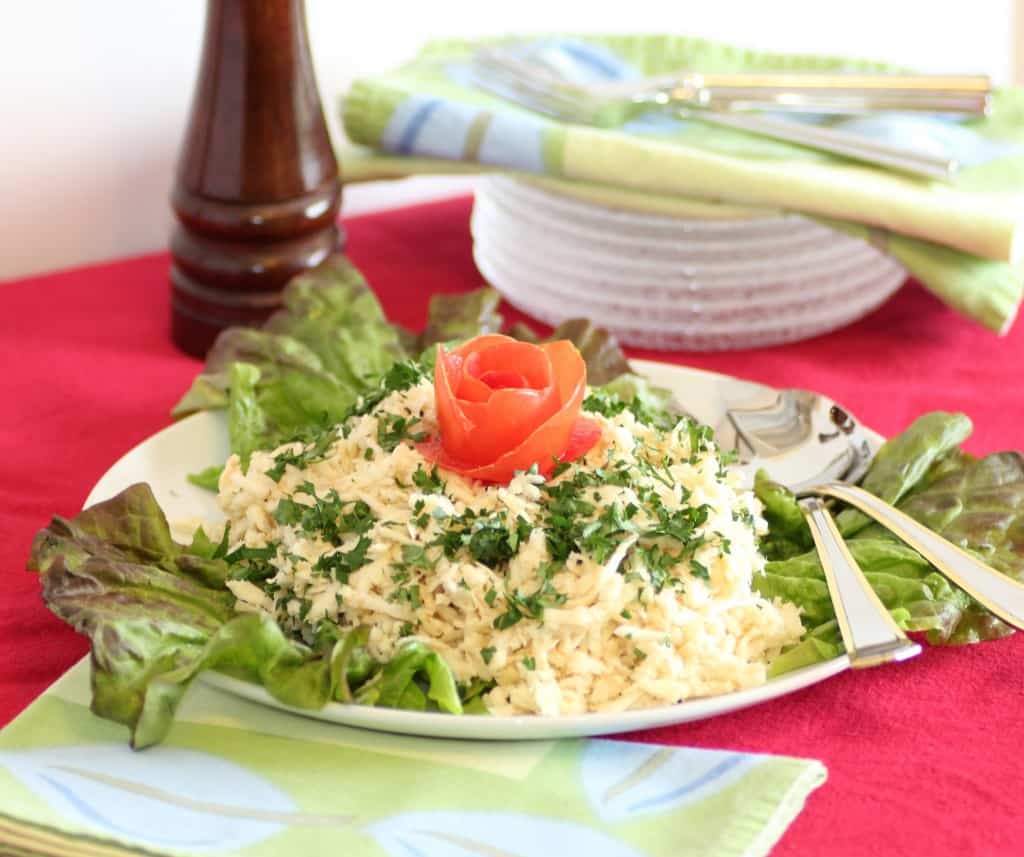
left=339, top=34, right=1024, bottom=333
left=0, top=661, right=825, bottom=857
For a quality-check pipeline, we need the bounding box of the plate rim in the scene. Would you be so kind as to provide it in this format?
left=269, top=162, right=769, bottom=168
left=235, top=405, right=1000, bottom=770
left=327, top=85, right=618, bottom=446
left=84, top=360, right=876, bottom=740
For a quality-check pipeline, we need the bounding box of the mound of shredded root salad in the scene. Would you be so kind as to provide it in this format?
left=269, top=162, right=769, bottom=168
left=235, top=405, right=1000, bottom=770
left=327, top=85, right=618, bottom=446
left=219, top=344, right=804, bottom=716
left=30, top=269, right=1015, bottom=750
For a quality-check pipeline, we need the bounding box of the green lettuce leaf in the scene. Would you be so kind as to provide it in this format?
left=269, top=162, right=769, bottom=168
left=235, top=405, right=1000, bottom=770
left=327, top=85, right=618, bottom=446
left=767, top=622, right=842, bottom=678
left=756, top=538, right=986, bottom=641
left=354, top=640, right=462, bottom=714
left=597, top=373, right=685, bottom=431
left=509, top=318, right=632, bottom=386
left=898, top=451, right=1024, bottom=583
left=417, top=287, right=504, bottom=352
left=186, top=465, right=223, bottom=492
left=754, top=469, right=814, bottom=561
left=27, top=484, right=465, bottom=748
left=172, top=255, right=405, bottom=457
left=262, top=256, right=406, bottom=389
left=836, top=411, right=973, bottom=536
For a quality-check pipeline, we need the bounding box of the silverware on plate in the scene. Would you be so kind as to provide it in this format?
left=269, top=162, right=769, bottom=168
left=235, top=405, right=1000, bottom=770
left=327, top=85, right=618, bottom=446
left=482, top=47, right=992, bottom=117
left=725, top=388, right=921, bottom=668
left=471, top=45, right=976, bottom=180
left=725, top=387, right=1024, bottom=646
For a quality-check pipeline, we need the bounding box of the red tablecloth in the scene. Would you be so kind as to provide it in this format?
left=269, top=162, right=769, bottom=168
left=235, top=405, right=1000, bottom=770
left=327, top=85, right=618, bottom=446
left=2, top=197, right=1022, bottom=855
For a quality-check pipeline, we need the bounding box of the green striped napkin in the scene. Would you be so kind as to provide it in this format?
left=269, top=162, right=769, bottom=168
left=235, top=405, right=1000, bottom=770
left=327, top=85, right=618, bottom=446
left=0, top=660, right=825, bottom=857
left=339, top=34, right=1024, bottom=333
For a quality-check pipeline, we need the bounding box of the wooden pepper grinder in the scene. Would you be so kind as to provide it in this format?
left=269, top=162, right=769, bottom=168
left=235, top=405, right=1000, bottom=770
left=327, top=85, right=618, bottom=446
left=170, top=0, right=343, bottom=357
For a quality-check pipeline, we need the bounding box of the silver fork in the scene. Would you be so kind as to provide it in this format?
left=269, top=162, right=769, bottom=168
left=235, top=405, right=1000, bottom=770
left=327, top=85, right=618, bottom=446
left=471, top=48, right=959, bottom=181
left=726, top=388, right=1024, bottom=640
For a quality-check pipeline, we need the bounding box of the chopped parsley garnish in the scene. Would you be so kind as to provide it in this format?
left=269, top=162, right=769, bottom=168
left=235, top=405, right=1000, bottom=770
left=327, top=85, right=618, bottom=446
left=480, top=646, right=496, bottom=665
left=551, top=457, right=572, bottom=478
left=431, top=510, right=532, bottom=571
left=492, top=609, right=521, bottom=630
left=376, top=412, right=428, bottom=452
left=492, top=568, right=566, bottom=630
left=349, top=361, right=428, bottom=418
left=399, top=543, right=436, bottom=570
left=690, top=560, right=710, bottom=581
left=389, top=583, right=422, bottom=609
left=411, top=499, right=431, bottom=529
left=223, top=540, right=279, bottom=582
left=313, top=536, right=372, bottom=583
left=635, top=544, right=683, bottom=593
left=645, top=501, right=711, bottom=545
left=582, top=387, right=678, bottom=431
left=522, top=656, right=536, bottom=671
left=539, top=469, right=639, bottom=563
left=578, top=503, right=638, bottom=564
left=223, top=543, right=277, bottom=563
left=412, top=464, right=446, bottom=494
left=266, top=428, right=338, bottom=481
left=273, top=483, right=375, bottom=545
left=539, top=476, right=597, bottom=563
left=470, top=516, right=532, bottom=567
left=684, top=422, right=715, bottom=461
left=735, top=508, right=756, bottom=527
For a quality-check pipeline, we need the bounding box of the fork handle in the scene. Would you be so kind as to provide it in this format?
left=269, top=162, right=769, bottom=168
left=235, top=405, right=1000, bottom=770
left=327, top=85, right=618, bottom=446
left=799, top=497, right=922, bottom=668
left=686, top=110, right=956, bottom=180
left=811, top=482, right=1024, bottom=630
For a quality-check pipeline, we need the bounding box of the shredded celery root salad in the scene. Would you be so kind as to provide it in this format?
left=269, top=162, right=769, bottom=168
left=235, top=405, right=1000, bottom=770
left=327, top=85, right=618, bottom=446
left=217, top=337, right=805, bottom=717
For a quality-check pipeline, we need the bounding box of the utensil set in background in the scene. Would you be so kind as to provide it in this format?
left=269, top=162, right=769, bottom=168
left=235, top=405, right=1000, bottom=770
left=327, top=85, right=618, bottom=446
left=472, top=44, right=992, bottom=179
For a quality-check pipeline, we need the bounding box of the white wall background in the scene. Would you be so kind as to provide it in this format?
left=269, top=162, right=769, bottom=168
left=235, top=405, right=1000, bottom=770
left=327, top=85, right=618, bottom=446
left=0, top=0, right=1016, bottom=280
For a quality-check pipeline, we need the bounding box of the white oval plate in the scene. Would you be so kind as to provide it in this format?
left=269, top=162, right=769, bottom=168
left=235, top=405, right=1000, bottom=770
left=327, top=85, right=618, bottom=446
left=85, top=361, right=862, bottom=740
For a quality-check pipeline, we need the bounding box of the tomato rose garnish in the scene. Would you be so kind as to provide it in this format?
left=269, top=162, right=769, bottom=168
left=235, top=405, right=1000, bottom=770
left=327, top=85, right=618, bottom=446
left=424, top=334, right=601, bottom=484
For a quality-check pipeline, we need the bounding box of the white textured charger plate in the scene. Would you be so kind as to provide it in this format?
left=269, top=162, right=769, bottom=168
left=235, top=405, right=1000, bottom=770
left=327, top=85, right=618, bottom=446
left=475, top=239, right=904, bottom=325
left=485, top=176, right=826, bottom=244
left=472, top=195, right=900, bottom=293
left=85, top=361, right=860, bottom=740
left=472, top=177, right=908, bottom=351
left=475, top=246, right=904, bottom=351
left=474, top=188, right=875, bottom=272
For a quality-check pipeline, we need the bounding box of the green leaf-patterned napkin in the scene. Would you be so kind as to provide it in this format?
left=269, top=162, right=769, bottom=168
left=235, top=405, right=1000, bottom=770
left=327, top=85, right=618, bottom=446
left=0, top=660, right=825, bottom=857
left=338, top=33, right=1024, bottom=333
